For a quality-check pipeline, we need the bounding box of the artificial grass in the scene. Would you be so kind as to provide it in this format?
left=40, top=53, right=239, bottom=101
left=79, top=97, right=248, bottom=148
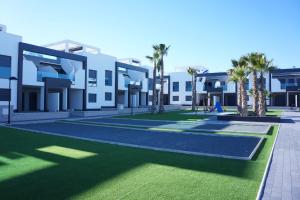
left=265, top=109, right=283, bottom=117
left=118, top=110, right=209, bottom=121
left=0, top=126, right=278, bottom=200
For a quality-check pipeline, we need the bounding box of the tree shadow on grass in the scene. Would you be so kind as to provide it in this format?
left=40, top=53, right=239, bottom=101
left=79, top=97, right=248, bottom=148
left=0, top=127, right=261, bottom=200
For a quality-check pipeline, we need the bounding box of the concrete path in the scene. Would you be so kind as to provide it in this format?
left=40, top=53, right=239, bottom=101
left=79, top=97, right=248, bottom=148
left=262, top=111, right=300, bottom=200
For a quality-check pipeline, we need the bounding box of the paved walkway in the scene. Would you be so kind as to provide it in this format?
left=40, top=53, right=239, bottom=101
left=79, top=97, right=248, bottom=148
left=262, top=111, right=300, bottom=200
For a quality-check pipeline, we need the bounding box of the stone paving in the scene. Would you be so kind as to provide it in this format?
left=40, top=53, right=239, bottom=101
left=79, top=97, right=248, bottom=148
left=262, top=111, right=300, bottom=200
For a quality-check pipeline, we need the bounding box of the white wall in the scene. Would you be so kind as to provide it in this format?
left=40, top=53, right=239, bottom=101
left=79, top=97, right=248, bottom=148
left=81, top=52, right=116, bottom=108
left=0, top=31, right=22, bottom=109
left=169, top=72, right=193, bottom=105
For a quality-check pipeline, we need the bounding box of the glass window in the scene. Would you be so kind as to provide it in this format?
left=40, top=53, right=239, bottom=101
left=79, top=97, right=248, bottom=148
left=105, top=92, right=112, bottom=101
left=185, top=81, right=192, bottom=91
left=258, top=77, right=266, bottom=88
left=148, top=95, right=153, bottom=102
left=148, top=78, right=153, bottom=90
left=297, top=79, right=300, bottom=86
left=173, top=82, right=179, bottom=92
left=185, top=96, right=192, bottom=101
left=279, top=79, right=286, bottom=89
left=105, top=70, right=112, bottom=86
left=88, top=69, right=97, bottom=87
left=0, top=55, right=11, bottom=79
left=88, top=93, right=97, bottom=103
left=245, top=80, right=249, bottom=90
left=173, top=96, right=179, bottom=101
left=288, top=79, right=295, bottom=86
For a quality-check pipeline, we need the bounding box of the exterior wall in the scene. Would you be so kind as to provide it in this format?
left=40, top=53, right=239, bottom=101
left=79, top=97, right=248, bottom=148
left=0, top=30, right=22, bottom=110
left=169, top=72, right=193, bottom=105
left=80, top=52, right=116, bottom=109
left=116, top=61, right=149, bottom=108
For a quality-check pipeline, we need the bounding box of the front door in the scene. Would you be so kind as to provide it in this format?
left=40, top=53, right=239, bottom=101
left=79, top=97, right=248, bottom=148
left=29, top=92, right=37, bottom=111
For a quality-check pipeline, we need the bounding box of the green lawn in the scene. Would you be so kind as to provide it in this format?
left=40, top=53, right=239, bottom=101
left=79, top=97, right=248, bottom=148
left=118, top=110, right=209, bottom=121
left=0, top=126, right=278, bottom=200
left=265, top=109, right=283, bottom=117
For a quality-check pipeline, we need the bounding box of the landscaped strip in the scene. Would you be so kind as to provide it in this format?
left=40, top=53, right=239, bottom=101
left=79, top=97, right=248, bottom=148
left=117, top=110, right=210, bottom=121
left=64, top=119, right=270, bottom=137
left=0, top=125, right=278, bottom=200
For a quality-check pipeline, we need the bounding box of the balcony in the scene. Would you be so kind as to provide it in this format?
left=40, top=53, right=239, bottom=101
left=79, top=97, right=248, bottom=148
left=204, top=85, right=227, bottom=92
left=37, top=71, right=74, bottom=82
left=0, top=66, right=10, bottom=79
left=280, top=83, right=299, bottom=90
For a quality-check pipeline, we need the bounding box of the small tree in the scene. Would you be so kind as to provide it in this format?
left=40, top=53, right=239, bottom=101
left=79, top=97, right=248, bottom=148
left=146, top=51, right=160, bottom=113
left=187, top=67, right=198, bottom=111
left=153, top=44, right=170, bottom=113
left=256, top=54, right=275, bottom=116
left=228, top=57, right=249, bottom=117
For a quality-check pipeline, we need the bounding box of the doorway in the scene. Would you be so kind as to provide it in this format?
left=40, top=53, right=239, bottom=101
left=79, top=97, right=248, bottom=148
left=29, top=92, right=38, bottom=111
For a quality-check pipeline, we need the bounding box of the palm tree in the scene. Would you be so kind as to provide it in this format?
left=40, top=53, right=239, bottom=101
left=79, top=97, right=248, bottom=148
left=153, top=44, right=170, bottom=113
left=228, top=58, right=249, bottom=117
left=246, top=52, right=261, bottom=115
left=256, top=54, right=275, bottom=116
left=187, top=67, right=198, bottom=111
left=146, top=51, right=160, bottom=113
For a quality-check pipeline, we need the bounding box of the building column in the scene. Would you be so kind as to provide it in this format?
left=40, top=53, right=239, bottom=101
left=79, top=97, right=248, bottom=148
left=286, top=92, right=289, bottom=107
left=63, top=88, right=68, bottom=111
left=44, top=85, right=48, bottom=112
left=40, top=87, right=44, bottom=111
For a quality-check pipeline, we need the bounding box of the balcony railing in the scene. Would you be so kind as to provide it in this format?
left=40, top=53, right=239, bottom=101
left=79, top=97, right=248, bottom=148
left=280, top=83, right=298, bottom=90
left=204, top=85, right=227, bottom=92
left=37, top=71, right=74, bottom=82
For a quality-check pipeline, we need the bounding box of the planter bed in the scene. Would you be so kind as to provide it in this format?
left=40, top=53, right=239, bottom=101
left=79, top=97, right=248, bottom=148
left=217, top=114, right=281, bottom=123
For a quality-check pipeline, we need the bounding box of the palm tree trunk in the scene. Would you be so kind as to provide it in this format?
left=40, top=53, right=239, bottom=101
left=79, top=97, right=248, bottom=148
left=192, top=74, right=196, bottom=111
left=252, top=70, right=259, bottom=115
left=258, top=72, right=265, bottom=116
left=151, top=65, right=157, bottom=113
left=241, top=81, right=248, bottom=117
left=237, top=83, right=242, bottom=115
left=159, top=57, right=165, bottom=113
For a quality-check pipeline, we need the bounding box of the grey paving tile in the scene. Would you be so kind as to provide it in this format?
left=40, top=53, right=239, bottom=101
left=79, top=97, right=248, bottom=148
left=262, top=111, right=300, bottom=200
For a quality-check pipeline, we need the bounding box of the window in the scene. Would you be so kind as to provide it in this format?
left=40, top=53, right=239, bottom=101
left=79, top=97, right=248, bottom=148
left=148, top=79, right=153, bottom=90
left=185, top=81, right=192, bottom=91
left=297, top=79, right=300, bottom=86
left=105, top=70, right=112, bottom=86
left=88, top=93, right=97, bottom=103
left=88, top=69, right=97, bottom=87
left=185, top=96, right=192, bottom=101
left=288, top=79, right=295, bottom=86
left=105, top=92, right=112, bottom=101
left=279, top=79, right=286, bottom=89
left=173, top=96, right=179, bottom=101
left=173, top=82, right=179, bottom=92
left=148, top=95, right=153, bottom=102
left=0, top=55, right=11, bottom=79
left=245, top=80, right=249, bottom=90
left=221, top=81, right=227, bottom=91
left=258, top=77, right=266, bottom=89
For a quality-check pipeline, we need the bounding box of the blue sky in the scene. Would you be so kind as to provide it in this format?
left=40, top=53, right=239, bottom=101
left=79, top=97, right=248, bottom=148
left=1, top=0, right=300, bottom=72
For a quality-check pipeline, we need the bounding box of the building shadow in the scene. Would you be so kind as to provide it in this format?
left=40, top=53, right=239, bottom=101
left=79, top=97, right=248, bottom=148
left=0, top=126, right=257, bottom=199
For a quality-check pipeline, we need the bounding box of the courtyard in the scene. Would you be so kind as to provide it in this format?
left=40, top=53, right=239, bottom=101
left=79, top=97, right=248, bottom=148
left=0, top=110, right=280, bottom=200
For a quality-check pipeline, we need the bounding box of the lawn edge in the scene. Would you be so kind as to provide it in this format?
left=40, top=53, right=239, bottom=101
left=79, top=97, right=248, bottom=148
left=256, top=124, right=281, bottom=200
